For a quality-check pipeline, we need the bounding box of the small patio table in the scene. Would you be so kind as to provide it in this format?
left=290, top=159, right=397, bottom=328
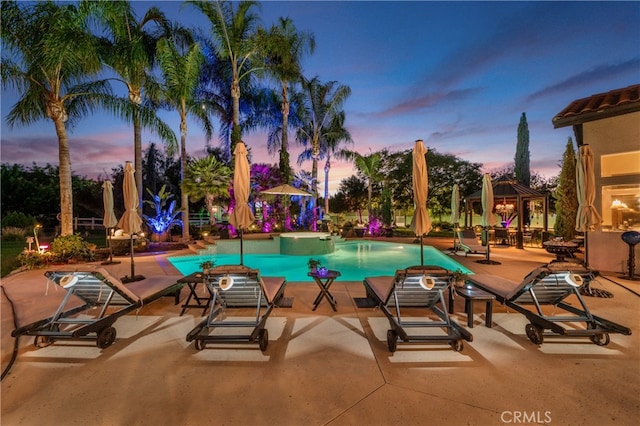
left=308, top=269, right=341, bottom=311
left=178, top=272, right=212, bottom=316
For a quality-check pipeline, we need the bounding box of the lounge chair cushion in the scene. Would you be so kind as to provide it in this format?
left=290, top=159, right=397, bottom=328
left=260, top=277, right=286, bottom=304
left=364, top=276, right=394, bottom=302
left=466, top=274, right=521, bottom=300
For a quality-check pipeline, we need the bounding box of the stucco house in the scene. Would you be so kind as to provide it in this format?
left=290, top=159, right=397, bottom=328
left=553, top=84, right=640, bottom=273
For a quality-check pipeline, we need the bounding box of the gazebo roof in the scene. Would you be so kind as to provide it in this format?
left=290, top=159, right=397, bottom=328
left=465, top=176, right=545, bottom=200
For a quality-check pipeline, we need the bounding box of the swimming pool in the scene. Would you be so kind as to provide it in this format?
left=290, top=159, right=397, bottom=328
left=168, top=240, right=472, bottom=282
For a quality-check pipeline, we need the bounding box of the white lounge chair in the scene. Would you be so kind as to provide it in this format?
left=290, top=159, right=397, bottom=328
left=457, top=229, right=486, bottom=257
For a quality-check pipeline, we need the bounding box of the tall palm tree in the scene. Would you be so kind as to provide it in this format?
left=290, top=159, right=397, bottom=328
left=1, top=1, right=111, bottom=235
left=183, top=155, right=232, bottom=224
left=83, top=1, right=178, bottom=211
left=156, top=36, right=213, bottom=241
left=258, top=17, right=315, bottom=183
left=298, top=111, right=352, bottom=214
left=188, top=0, right=261, bottom=155
left=297, top=77, right=351, bottom=226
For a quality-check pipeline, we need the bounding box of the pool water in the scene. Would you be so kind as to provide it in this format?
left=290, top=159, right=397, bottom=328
left=168, top=240, right=472, bottom=282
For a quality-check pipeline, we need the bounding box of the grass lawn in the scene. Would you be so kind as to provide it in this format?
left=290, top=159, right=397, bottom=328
left=1, top=241, right=25, bottom=277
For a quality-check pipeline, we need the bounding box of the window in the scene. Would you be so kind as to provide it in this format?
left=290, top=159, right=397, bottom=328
left=601, top=184, right=640, bottom=230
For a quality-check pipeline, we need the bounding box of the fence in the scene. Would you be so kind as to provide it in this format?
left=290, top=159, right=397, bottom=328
left=73, top=215, right=212, bottom=230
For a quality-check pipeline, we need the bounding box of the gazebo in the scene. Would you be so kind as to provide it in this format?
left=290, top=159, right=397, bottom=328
left=463, top=176, right=549, bottom=249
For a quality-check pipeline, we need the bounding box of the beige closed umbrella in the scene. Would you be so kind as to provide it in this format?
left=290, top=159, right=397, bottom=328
left=229, top=142, right=255, bottom=265
left=450, top=183, right=460, bottom=251
left=409, top=140, right=432, bottom=265
left=117, top=162, right=144, bottom=282
left=101, top=180, right=120, bottom=265
left=576, top=144, right=607, bottom=295
left=478, top=173, right=500, bottom=264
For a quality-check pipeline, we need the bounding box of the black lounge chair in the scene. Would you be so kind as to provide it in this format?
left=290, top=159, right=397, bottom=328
left=465, top=262, right=632, bottom=346
left=363, top=265, right=473, bottom=352
left=11, top=268, right=182, bottom=349
left=186, top=265, right=286, bottom=352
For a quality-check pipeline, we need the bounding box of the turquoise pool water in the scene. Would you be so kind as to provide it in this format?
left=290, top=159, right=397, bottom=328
left=168, top=240, right=472, bottom=282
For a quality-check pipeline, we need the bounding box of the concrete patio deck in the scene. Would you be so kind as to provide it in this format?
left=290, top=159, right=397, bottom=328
left=2, top=237, right=639, bottom=425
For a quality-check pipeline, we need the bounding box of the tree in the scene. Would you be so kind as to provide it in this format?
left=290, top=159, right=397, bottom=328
left=183, top=155, right=232, bottom=224
left=351, top=151, right=382, bottom=217
left=297, top=77, right=351, bottom=226
left=257, top=17, right=315, bottom=183
left=515, top=112, right=531, bottom=186
left=1, top=1, right=110, bottom=235
left=85, top=1, right=177, bottom=211
left=553, top=138, right=578, bottom=240
left=156, top=35, right=213, bottom=240
left=189, top=0, right=261, bottom=155
left=332, top=175, right=368, bottom=222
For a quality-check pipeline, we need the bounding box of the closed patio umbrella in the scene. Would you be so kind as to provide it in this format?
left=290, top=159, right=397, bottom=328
left=229, top=142, right=255, bottom=265
left=576, top=144, right=601, bottom=247
left=477, top=173, right=500, bottom=264
left=450, top=183, right=460, bottom=251
left=117, top=162, right=144, bottom=282
left=101, top=180, right=120, bottom=265
left=576, top=144, right=608, bottom=296
left=409, top=140, right=432, bottom=265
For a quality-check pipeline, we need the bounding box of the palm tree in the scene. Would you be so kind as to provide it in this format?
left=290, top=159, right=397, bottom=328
left=345, top=151, right=382, bottom=217
left=257, top=17, right=315, bottom=183
left=183, top=155, right=232, bottom=224
left=156, top=36, right=213, bottom=241
left=298, top=111, right=352, bottom=214
left=188, top=0, right=261, bottom=154
left=1, top=1, right=111, bottom=235
left=83, top=1, right=178, bottom=211
left=297, top=77, right=351, bottom=226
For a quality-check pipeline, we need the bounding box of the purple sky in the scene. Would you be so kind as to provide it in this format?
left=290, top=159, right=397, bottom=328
left=2, top=1, right=639, bottom=194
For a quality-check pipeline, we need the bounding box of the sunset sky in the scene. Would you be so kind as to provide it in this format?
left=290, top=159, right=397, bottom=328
left=1, top=1, right=639, bottom=194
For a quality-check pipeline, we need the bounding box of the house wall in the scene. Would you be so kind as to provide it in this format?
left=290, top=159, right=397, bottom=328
left=583, top=111, right=640, bottom=273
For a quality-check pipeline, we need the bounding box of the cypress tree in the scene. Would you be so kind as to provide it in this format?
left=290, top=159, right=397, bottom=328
left=515, top=112, right=531, bottom=186
left=554, top=138, right=579, bottom=240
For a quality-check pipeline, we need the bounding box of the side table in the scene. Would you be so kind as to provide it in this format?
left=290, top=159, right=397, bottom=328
left=178, top=272, right=212, bottom=316
left=451, top=285, right=495, bottom=328
left=308, top=270, right=341, bottom=311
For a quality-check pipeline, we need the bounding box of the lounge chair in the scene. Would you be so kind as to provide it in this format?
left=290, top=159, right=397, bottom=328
left=11, top=268, right=182, bottom=349
left=363, top=265, right=472, bottom=352
left=186, top=265, right=286, bottom=352
left=457, top=229, right=486, bottom=257
left=465, top=262, right=632, bottom=345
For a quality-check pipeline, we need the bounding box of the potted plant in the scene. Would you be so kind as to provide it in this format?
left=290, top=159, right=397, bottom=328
left=307, top=258, right=321, bottom=273
left=199, top=260, right=214, bottom=274
left=452, top=269, right=468, bottom=288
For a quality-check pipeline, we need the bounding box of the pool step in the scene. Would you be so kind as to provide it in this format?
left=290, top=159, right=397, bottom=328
left=188, top=240, right=217, bottom=255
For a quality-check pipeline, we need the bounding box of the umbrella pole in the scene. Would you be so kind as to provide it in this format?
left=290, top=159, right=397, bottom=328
left=476, top=227, right=501, bottom=265
left=240, top=228, right=244, bottom=265
left=122, top=234, right=144, bottom=283
left=420, top=235, right=424, bottom=266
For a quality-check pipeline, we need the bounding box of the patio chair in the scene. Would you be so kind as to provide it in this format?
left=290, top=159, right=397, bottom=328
left=363, top=265, right=473, bottom=352
left=186, top=265, right=286, bottom=352
left=11, top=268, right=182, bottom=349
left=457, top=229, right=487, bottom=257
left=465, top=262, right=632, bottom=346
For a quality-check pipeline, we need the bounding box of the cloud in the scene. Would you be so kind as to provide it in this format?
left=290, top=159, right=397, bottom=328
left=373, top=87, right=481, bottom=119
left=526, top=57, right=640, bottom=102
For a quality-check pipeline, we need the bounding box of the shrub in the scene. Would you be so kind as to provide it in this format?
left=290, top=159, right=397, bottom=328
left=50, top=234, right=93, bottom=261
left=1, top=226, right=28, bottom=241
left=1, top=211, right=36, bottom=229
left=17, top=251, right=54, bottom=270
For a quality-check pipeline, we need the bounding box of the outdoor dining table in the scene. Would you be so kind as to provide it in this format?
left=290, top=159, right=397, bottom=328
left=177, top=272, right=212, bottom=316
left=308, top=269, right=341, bottom=311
